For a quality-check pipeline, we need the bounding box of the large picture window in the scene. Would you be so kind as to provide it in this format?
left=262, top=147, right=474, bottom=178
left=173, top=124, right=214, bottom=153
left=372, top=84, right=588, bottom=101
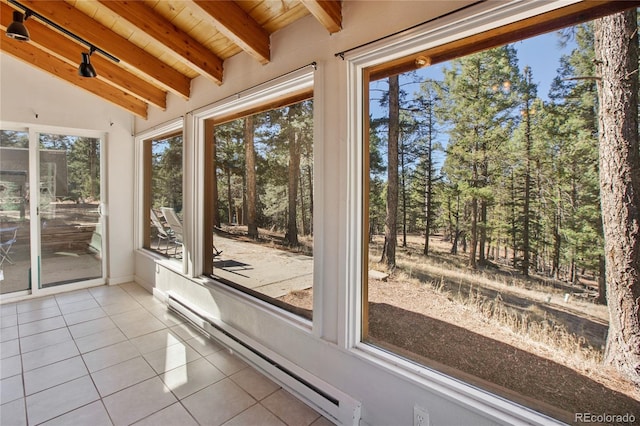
left=201, top=71, right=314, bottom=320
left=360, top=2, right=639, bottom=422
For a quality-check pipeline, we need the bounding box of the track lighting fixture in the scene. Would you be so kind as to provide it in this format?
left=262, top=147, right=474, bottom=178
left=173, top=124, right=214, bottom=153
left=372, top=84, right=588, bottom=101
left=79, top=46, right=98, bottom=78
left=6, top=10, right=30, bottom=41
left=6, top=0, right=120, bottom=74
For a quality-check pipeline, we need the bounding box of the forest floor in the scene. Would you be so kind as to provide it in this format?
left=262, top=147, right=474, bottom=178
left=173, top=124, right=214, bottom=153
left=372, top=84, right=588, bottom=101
left=278, top=234, right=640, bottom=424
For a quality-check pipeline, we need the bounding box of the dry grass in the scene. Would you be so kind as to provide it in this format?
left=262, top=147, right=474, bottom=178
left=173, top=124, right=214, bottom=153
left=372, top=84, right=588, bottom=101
left=370, top=235, right=608, bottom=371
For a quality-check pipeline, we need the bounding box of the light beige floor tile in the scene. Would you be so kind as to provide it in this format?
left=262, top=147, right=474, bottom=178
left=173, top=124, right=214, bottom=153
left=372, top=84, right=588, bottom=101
left=74, top=327, right=127, bottom=354
left=262, top=389, right=321, bottom=426
left=41, top=400, right=113, bottom=426
left=109, top=309, right=152, bottom=327
left=23, top=356, right=88, bottom=395
left=103, top=376, right=177, bottom=426
left=129, top=293, right=162, bottom=309
left=230, top=368, right=280, bottom=401
left=93, top=289, right=135, bottom=306
left=16, top=297, right=56, bottom=313
left=185, top=334, right=224, bottom=357
left=82, top=340, right=140, bottom=373
left=181, top=378, right=256, bottom=426
left=129, top=328, right=183, bottom=354
left=0, top=338, right=20, bottom=359
left=0, top=374, right=24, bottom=404
left=26, top=375, right=99, bottom=425
left=63, top=306, right=107, bottom=325
left=0, top=313, right=17, bottom=328
left=161, top=357, right=225, bottom=399
left=54, top=289, right=93, bottom=306
left=17, top=306, right=61, bottom=325
left=0, top=354, right=21, bottom=379
left=206, top=349, right=249, bottom=376
left=0, top=304, right=17, bottom=317
left=170, top=322, right=206, bottom=341
left=21, top=340, right=79, bottom=371
left=20, top=327, right=72, bottom=353
left=0, top=325, right=18, bottom=342
left=118, top=316, right=167, bottom=339
left=92, top=287, right=135, bottom=306
left=133, top=402, right=198, bottom=426
left=68, top=317, right=116, bottom=339
left=118, top=283, right=150, bottom=297
left=222, top=403, right=286, bottom=426
left=91, top=356, right=156, bottom=397
left=0, top=397, right=27, bottom=426
left=143, top=341, right=202, bottom=374
left=100, top=298, right=142, bottom=315
left=310, top=415, right=335, bottom=426
left=89, top=285, right=127, bottom=298
left=147, top=305, right=185, bottom=327
left=58, top=298, right=100, bottom=315
left=18, top=315, right=66, bottom=337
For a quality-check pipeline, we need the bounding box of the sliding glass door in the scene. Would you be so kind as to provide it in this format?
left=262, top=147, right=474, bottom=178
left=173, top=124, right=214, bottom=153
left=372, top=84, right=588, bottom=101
left=0, top=130, right=31, bottom=294
left=38, top=133, right=103, bottom=287
left=0, top=127, right=105, bottom=297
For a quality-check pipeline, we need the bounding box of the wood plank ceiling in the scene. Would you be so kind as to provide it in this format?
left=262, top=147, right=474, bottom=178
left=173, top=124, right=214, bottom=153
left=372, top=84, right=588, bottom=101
left=0, top=0, right=342, bottom=119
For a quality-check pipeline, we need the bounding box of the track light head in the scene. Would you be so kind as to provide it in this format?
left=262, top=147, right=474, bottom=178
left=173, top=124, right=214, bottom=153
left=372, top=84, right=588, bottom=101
left=78, top=49, right=97, bottom=78
left=6, top=11, right=30, bottom=41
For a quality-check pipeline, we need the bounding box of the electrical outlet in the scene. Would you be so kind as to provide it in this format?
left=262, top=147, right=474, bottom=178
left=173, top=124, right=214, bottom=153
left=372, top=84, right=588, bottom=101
left=414, top=405, right=429, bottom=426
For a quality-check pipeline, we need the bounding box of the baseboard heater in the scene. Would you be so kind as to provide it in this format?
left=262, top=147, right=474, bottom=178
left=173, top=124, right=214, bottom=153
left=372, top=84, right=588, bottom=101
left=166, top=292, right=361, bottom=426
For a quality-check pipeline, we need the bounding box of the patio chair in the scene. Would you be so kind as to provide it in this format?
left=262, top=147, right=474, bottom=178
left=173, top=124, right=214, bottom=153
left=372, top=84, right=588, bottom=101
left=150, top=209, right=172, bottom=254
left=0, top=225, right=18, bottom=268
left=160, top=207, right=183, bottom=257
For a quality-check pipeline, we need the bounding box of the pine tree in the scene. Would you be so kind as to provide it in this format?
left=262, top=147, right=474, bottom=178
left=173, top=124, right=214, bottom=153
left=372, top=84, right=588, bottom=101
left=439, top=46, right=521, bottom=268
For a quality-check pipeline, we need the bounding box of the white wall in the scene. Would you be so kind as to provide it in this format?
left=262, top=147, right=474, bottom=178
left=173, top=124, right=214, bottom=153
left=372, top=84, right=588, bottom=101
left=0, top=54, right=135, bottom=284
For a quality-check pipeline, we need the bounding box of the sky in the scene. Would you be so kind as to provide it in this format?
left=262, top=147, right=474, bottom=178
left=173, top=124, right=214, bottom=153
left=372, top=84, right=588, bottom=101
left=513, top=31, right=573, bottom=100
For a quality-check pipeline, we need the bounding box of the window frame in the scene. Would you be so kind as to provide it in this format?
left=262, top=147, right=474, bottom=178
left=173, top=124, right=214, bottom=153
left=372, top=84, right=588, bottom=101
left=189, top=65, right=316, bottom=322
left=345, top=0, right=638, bottom=423
left=135, top=118, right=185, bottom=271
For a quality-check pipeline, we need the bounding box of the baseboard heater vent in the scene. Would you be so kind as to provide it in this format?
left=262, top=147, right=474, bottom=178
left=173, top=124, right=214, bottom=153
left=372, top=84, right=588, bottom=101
left=167, top=292, right=361, bottom=426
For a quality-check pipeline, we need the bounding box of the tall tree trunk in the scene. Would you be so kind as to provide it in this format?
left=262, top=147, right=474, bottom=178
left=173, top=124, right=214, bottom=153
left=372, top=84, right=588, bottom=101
left=212, top=131, right=220, bottom=228
left=424, top=103, right=434, bottom=256
left=307, top=163, right=313, bottom=235
left=595, top=10, right=640, bottom=386
left=469, top=197, right=478, bottom=269
left=244, top=116, right=258, bottom=239
left=226, top=166, right=233, bottom=224
left=381, top=75, right=399, bottom=268
left=285, top=121, right=301, bottom=246
left=451, top=192, right=460, bottom=255
left=400, top=145, right=407, bottom=247
left=511, top=168, right=518, bottom=269
left=552, top=191, right=561, bottom=280
left=479, top=199, right=487, bottom=264
left=597, top=256, right=607, bottom=305
left=522, top=70, right=533, bottom=276
left=299, top=171, right=307, bottom=235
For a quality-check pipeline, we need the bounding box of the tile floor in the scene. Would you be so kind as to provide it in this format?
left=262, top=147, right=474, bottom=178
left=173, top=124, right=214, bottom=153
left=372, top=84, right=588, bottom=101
left=0, top=283, right=332, bottom=426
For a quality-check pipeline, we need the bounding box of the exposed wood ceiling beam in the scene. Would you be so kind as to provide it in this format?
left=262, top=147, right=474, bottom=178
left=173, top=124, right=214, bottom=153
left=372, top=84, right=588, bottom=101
left=97, top=0, right=223, bottom=85
left=0, top=2, right=166, bottom=110
left=1, top=33, right=147, bottom=118
left=192, top=0, right=270, bottom=65
left=300, top=0, right=342, bottom=34
left=18, top=0, right=192, bottom=100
